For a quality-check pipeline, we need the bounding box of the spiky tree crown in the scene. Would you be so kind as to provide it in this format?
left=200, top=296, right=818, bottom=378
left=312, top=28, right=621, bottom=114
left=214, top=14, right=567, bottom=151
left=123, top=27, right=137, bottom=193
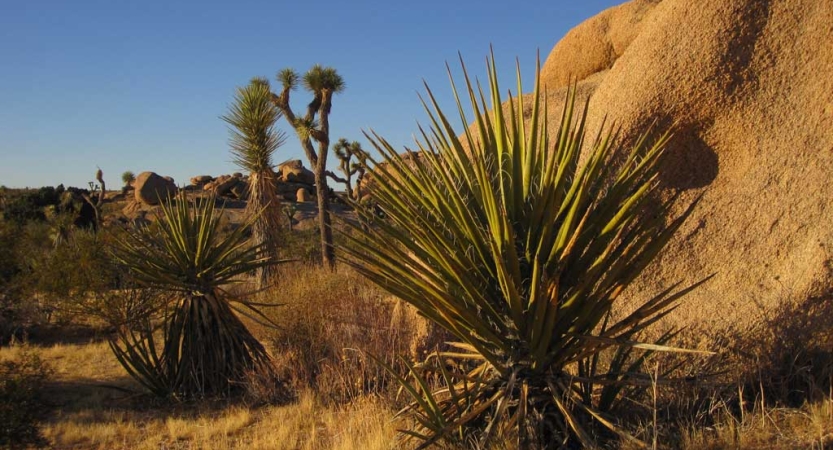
left=222, top=79, right=286, bottom=174
left=277, top=68, right=298, bottom=91
left=303, top=65, right=345, bottom=93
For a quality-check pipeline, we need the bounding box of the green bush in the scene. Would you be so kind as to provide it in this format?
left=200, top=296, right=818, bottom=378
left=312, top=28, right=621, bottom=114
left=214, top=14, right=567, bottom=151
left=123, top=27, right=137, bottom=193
left=0, top=349, right=52, bottom=448
left=1, top=186, right=65, bottom=225
left=1, top=217, right=124, bottom=341
left=0, top=221, right=46, bottom=343
left=26, top=227, right=119, bottom=322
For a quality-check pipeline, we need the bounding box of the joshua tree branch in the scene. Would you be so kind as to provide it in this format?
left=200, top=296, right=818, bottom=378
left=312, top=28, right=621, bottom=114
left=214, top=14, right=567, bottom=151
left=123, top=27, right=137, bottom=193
left=273, top=90, right=320, bottom=168
left=325, top=170, right=348, bottom=184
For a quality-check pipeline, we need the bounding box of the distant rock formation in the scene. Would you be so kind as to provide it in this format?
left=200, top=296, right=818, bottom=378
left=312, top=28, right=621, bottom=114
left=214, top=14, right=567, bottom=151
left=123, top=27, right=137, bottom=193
left=190, top=160, right=319, bottom=203
left=278, top=160, right=315, bottom=186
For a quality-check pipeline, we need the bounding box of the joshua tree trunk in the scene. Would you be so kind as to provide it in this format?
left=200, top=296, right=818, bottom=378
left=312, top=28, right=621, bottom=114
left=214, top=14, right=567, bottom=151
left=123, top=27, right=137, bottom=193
left=248, top=169, right=283, bottom=288
left=314, top=168, right=335, bottom=269
left=314, top=88, right=335, bottom=269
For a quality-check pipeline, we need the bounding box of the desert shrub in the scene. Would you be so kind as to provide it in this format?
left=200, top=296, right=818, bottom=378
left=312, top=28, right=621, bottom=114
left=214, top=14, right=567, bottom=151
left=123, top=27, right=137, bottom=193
left=0, top=349, right=52, bottom=448
left=277, top=226, right=321, bottom=266
left=0, top=221, right=24, bottom=344
left=1, top=186, right=65, bottom=225
left=341, top=54, right=704, bottom=449
left=265, top=265, right=428, bottom=404
left=25, top=227, right=121, bottom=324
left=0, top=222, right=20, bottom=285
left=0, top=188, right=119, bottom=341
left=0, top=221, right=54, bottom=342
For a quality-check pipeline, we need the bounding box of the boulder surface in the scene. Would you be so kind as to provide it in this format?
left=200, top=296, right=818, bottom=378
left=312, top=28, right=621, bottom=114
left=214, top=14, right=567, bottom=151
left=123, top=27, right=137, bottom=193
left=536, top=0, right=833, bottom=328
left=134, top=171, right=178, bottom=206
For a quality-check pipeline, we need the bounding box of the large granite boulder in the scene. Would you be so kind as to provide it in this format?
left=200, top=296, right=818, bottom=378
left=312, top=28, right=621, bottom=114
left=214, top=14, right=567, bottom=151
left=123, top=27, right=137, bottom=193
left=278, top=160, right=315, bottom=186
left=533, top=0, right=833, bottom=329
left=540, top=0, right=660, bottom=90
left=134, top=171, right=178, bottom=206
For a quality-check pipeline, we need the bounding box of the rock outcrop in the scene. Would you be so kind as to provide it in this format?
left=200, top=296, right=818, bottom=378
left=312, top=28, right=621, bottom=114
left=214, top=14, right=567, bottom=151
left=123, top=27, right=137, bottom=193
left=535, top=0, right=833, bottom=328
left=195, top=164, right=318, bottom=202
left=190, top=175, right=213, bottom=186
left=540, top=0, right=660, bottom=89
left=134, top=171, right=178, bottom=206
left=278, top=160, right=315, bottom=186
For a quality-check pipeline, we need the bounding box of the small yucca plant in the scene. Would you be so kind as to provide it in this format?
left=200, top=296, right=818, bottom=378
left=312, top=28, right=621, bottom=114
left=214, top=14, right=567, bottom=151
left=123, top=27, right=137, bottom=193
left=341, top=53, right=709, bottom=448
left=110, top=196, right=281, bottom=398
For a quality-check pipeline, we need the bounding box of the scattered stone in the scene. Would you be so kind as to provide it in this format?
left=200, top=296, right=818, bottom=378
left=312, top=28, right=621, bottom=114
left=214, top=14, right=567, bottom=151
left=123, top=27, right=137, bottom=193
left=296, top=188, right=310, bottom=203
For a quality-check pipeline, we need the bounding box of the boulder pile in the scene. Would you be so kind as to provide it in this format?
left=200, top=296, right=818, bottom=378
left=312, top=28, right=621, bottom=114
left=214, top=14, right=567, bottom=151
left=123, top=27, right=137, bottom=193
left=182, top=160, right=317, bottom=203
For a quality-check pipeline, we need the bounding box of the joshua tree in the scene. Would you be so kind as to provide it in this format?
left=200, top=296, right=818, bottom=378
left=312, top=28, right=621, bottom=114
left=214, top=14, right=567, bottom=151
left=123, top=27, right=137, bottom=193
left=271, top=65, right=345, bottom=269
left=121, top=171, right=135, bottom=187
left=110, top=195, right=279, bottom=398
left=341, top=54, right=709, bottom=449
left=222, top=77, right=286, bottom=288
left=80, top=167, right=106, bottom=228
left=327, top=138, right=367, bottom=200
left=281, top=203, right=297, bottom=231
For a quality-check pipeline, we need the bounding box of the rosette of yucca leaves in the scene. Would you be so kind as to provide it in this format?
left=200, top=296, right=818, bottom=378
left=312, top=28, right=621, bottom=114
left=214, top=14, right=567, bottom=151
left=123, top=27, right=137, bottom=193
left=110, top=196, right=281, bottom=398
left=340, top=52, right=710, bottom=449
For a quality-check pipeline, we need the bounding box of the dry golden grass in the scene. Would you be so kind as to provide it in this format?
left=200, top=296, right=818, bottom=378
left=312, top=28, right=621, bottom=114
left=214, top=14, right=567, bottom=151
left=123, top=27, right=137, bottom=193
left=255, top=264, right=437, bottom=403
left=678, top=398, right=833, bottom=449
left=2, top=262, right=831, bottom=449
left=1, top=341, right=400, bottom=450
left=40, top=391, right=397, bottom=450
left=0, top=264, right=416, bottom=450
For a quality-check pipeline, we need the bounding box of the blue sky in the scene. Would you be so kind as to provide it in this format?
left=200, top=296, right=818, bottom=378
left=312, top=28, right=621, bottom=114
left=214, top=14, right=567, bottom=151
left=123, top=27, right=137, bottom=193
left=0, top=0, right=621, bottom=189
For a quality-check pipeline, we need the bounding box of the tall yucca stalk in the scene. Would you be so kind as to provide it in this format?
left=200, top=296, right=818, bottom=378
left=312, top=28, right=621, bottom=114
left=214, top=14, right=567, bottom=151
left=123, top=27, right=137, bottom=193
left=222, top=77, right=286, bottom=289
left=341, top=53, right=709, bottom=448
left=110, top=196, right=278, bottom=398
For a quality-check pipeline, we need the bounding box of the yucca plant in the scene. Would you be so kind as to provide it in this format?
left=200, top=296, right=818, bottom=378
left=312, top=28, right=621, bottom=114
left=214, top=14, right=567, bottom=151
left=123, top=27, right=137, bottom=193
left=340, top=53, right=709, bottom=448
left=110, top=196, right=280, bottom=398
left=222, top=77, right=286, bottom=289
